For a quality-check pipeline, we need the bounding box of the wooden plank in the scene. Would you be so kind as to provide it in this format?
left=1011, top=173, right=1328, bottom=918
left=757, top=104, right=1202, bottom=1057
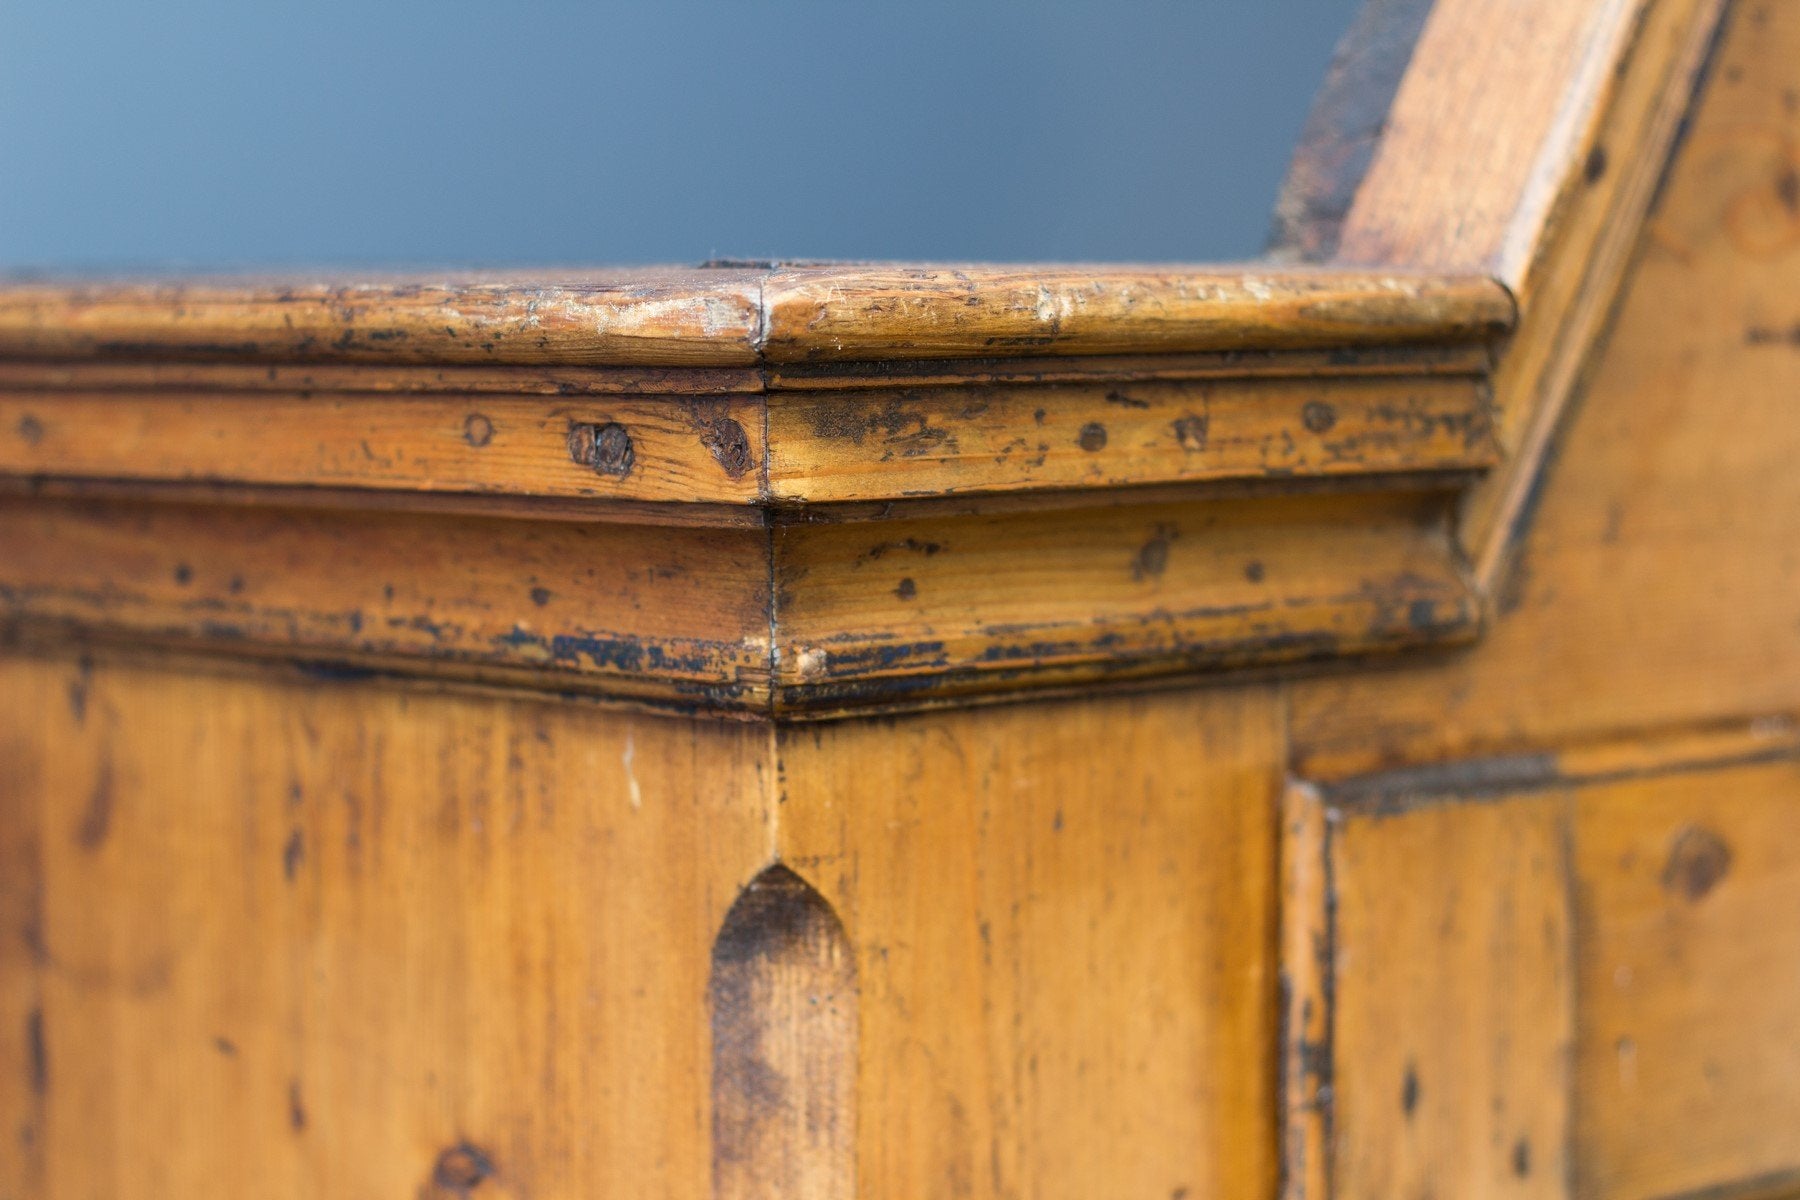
left=1329, top=790, right=1574, bottom=1200
left=0, top=270, right=768, bottom=367
left=1279, top=782, right=1333, bottom=1200
left=765, top=374, right=1494, bottom=505
left=0, top=267, right=1512, bottom=368
left=1292, top=1, right=1800, bottom=778
left=1460, top=0, right=1730, bottom=585
left=0, top=498, right=774, bottom=710
left=776, top=686, right=1284, bottom=1200
left=0, top=389, right=768, bottom=506
left=0, top=656, right=49, bottom=1196
left=0, top=650, right=775, bottom=1197
left=760, top=266, right=1511, bottom=362
left=1335, top=0, right=1651, bottom=287
left=772, top=489, right=1479, bottom=715
left=1575, top=758, right=1800, bottom=1200
left=0, top=372, right=1491, bottom=510
left=0, top=486, right=1479, bottom=717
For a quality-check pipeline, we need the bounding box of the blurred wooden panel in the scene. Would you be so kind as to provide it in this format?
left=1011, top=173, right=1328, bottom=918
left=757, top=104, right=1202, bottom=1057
left=776, top=687, right=1283, bottom=1200
left=1576, top=758, right=1800, bottom=1200
left=0, top=652, right=773, bottom=1198
left=1293, top=0, right=1800, bottom=777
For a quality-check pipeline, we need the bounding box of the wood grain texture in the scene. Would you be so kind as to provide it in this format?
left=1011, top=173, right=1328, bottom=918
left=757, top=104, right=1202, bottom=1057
left=759, top=266, right=1511, bottom=362
left=0, top=367, right=1492, bottom=511
left=1279, top=782, right=1332, bottom=1200
left=0, top=270, right=768, bottom=366
left=0, top=266, right=1512, bottom=368
left=1576, top=757, right=1800, bottom=1200
left=1310, top=728, right=1800, bottom=1200
left=1328, top=790, right=1574, bottom=1200
left=1334, top=0, right=1651, bottom=286
left=0, top=650, right=776, bottom=1199
left=0, top=498, right=775, bottom=710
left=1461, top=0, right=1730, bottom=586
left=0, top=388, right=769, bottom=506
left=771, top=490, right=1479, bottom=715
left=1293, top=2, right=1800, bottom=778
left=763, top=373, right=1493, bottom=505
left=776, top=687, right=1284, bottom=1200
left=0, top=484, right=1479, bottom=717
left=710, top=865, right=856, bottom=1200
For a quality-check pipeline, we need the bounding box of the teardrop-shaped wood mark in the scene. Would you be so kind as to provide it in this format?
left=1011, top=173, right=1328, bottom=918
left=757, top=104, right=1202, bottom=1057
left=710, top=864, right=856, bottom=1200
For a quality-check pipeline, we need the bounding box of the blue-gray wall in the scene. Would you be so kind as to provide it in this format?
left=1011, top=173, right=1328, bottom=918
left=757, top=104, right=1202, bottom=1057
left=0, top=2, right=1359, bottom=269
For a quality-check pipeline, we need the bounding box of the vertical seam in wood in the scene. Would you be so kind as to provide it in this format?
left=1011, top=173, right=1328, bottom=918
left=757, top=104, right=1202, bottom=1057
left=1559, top=789, right=1581, bottom=1200
left=1281, top=778, right=1337, bottom=1200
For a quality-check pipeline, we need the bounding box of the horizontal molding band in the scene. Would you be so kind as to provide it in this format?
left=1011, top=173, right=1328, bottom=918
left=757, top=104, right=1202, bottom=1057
left=0, top=489, right=1478, bottom=719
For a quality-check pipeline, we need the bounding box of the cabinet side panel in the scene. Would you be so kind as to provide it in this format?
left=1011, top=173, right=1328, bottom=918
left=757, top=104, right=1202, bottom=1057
left=1294, top=1, right=1800, bottom=777
left=777, top=686, right=1284, bottom=1200
left=0, top=652, right=774, bottom=1199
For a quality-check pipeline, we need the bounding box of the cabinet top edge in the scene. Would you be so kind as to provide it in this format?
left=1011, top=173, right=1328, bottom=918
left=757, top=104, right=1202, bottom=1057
left=0, top=263, right=1514, bottom=369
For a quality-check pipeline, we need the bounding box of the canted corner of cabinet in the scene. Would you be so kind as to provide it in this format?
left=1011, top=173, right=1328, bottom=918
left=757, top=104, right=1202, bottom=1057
left=0, top=263, right=1512, bottom=717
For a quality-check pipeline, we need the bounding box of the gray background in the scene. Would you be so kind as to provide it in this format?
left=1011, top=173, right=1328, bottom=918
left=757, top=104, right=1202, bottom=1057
left=0, top=2, right=1358, bottom=270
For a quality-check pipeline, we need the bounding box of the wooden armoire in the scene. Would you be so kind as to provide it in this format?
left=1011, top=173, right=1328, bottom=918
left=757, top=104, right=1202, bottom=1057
left=2, top=1, right=1795, bottom=1196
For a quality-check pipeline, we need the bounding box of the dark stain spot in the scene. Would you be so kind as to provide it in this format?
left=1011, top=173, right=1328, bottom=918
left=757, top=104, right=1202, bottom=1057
left=75, top=760, right=113, bottom=850
left=1244, top=560, right=1266, bottom=584
left=16, top=414, right=44, bottom=445
left=1401, top=1063, right=1420, bottom=1118
left=228, top=574, right=246, bottom=595
left=1746, top=324, right=1800, bottom=347
left=1171, top=1189, right=1189, bottom=1200
left=1173, top=413, right=1208, bottom=451
left=432, top=1142, right=495, bottom=1191
left=213, top=1036, right=238, bottom=1057
left=894, top=577, right=917, bottom=601
left=1077, top=422, right=1108, bottom=452
left=1407, top=599, right=1437, bottom=631
left=1661, top=824, right=1732, bottom=901
left=173, top=563, right=194, bottom=586
left=282, top=828, right=305, bottom=881
left=66, top=670, right=88, bottom=724
left=1301, top=401, right=1337, bottom=434
left=1584, top=144, right=1609, bottom=184
left=1513, top=1137, right=1532, bottom=1178
left=462, top=413, right=494, bottom=448
left=1133, top=531, right=1172, bottom=581
left=567, top=422, right=634, bottom=478
left=1779, top=165, right=1800, bottom=215
left=859, top=538, right=942, bottom=564
left=1053, top=809, right=1065, bottom=832
left=697, top=415, right=752, bottom=479
left=288, top=1079, right=307, bottom=1132
left=1105, top=389, right=1149, bottom=409
left=529, top=586, right=552, bottom=607
left=26, top=1008, right=46, bottom=1096
left=1032, top=407, right=1047, bottom=425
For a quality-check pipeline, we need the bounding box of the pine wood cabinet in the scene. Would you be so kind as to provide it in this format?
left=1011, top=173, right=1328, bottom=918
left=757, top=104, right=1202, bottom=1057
left=4, top=1, right=1798, bottom=1197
